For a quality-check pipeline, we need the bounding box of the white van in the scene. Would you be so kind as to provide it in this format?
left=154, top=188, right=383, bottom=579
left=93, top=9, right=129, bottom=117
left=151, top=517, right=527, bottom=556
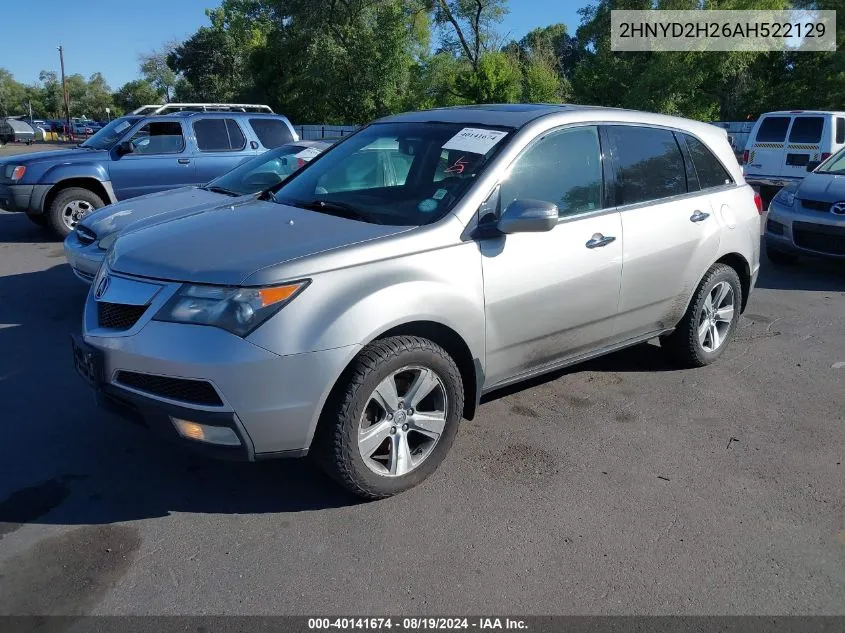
left=743, top=111, right=845, bottom=200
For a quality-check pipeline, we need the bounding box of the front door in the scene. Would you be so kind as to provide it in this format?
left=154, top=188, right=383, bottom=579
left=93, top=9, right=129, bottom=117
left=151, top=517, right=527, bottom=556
left=108, top=119, right=196, bottom=199
left=480, top=125, right=623, bottom=387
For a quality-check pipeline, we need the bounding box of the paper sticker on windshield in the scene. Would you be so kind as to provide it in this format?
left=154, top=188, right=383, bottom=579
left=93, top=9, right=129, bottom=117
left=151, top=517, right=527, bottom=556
left=418, top=199, right=438, bottom=213
left=442, top=128, right=507, bottom=155
left=114, top=121, right=131, bottom=134
left=294, top=147, right=322, bottom=160
left=433, top=188, right=448, bottom=200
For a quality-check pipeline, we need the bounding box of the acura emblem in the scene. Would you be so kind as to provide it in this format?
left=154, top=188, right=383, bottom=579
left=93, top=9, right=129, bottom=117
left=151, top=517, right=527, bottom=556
left=95, top=275, right=110, bottom=299
left=831, top=201, right=845, bottom=216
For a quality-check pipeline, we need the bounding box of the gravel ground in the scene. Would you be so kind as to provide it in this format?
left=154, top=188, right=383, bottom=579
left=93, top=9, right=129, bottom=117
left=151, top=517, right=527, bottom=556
left=0, top=207, right=843, bottom=616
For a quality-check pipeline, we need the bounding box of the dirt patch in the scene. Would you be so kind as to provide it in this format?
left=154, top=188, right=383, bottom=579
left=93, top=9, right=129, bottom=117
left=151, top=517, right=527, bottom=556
left=479, top=443, right=559, bottom=487
left=0, top=524, right=141, bottom=614
left=510, top=404, right=540, bottom=418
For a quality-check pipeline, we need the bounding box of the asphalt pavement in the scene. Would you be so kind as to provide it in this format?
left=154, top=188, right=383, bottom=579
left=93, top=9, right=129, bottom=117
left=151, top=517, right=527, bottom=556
left=0, top=208, right=843, bottom=616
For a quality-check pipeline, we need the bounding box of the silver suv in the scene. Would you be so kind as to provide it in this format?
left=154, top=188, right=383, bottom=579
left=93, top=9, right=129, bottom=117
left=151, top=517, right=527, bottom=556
left=72, top=105, right=761, bottom=498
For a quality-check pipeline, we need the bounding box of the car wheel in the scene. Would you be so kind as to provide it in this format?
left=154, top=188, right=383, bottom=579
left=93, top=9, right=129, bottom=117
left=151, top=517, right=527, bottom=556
left=766, top=244, right=798, bottom=266
left=25, top=211, right=47, bottom=227
left=314, top=336, right=464, bottom=499
left=48, top=187, right=104, bottom=239
left=662, top=263, right=742, bottom=368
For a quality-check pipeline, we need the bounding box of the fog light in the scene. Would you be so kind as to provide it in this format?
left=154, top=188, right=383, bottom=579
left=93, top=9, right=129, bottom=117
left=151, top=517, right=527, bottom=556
left=171, top=417, right=241, bottom=446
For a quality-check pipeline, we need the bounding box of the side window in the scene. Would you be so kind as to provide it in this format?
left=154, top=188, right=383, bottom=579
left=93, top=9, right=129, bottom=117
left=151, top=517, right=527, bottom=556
left=500, top=125, right=603, bottom=217
left=249, top=118, right=294, bottom=148
left=755, top=116, right=790, bottom=143
left=127, top=121, right=184, bottom=154
left=684, top=134, right=733, bottom=189
left=194, top=118, right=246, bottom=151
left=835, top=117, right=844, bottom=144
left=606, top=125, right=685, bottom=205
left=787, top=116, right=824, bottom=144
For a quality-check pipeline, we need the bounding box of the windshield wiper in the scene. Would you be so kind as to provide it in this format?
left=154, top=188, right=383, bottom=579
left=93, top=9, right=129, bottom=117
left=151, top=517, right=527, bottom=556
left=202, top=185, right=239, bottom=196
left=291, top=199, right=376, bottom=223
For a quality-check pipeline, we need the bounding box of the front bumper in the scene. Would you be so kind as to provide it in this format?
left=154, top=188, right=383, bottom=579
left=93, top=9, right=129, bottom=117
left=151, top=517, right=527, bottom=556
left=64, top=231, right=105, bottom=283
left=78, top=276, right=359, bottom=458
left=766, top=199, right=845, bottom=259
left=0, top=183, right=34, bottom=212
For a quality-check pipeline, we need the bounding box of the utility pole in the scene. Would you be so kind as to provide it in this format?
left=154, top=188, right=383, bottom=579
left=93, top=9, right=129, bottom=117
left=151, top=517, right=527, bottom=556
left=58, top=45, right=71, bottom=140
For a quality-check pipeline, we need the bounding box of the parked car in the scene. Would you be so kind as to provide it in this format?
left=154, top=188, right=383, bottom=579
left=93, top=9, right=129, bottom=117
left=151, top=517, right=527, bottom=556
left=72, top=122, right=94, bottom=135
left=765, top=145, right=845, bottom=264
left=71, top=104, right=761, bottom=499
left=0, top=105, right=297, bottom=237
left=0, top=118, right=35, bottom=145
left=742, top=110, right=845, bottom=207
left=64, top=140, right=334, bottom=283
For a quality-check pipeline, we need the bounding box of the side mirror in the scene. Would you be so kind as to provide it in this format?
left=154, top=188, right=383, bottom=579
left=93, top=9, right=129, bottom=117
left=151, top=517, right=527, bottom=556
left=115, top=141, right=133, bottom=156
left=806, top=161, right=821, bottom=172
left=496, top=199, right=558, bottom=234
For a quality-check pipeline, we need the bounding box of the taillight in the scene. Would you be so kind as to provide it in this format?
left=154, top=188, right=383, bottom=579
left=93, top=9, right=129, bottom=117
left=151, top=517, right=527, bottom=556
left=742, top=150, right=749, bottom=165
left=821, top=152, right=831, bottom=161
left=753, top=191, right=763, bottom=215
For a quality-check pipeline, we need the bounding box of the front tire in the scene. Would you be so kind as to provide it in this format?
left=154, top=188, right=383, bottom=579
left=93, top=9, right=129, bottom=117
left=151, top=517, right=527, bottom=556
left=662, top=264, right=742, bottom=368
left=47, top=187, right=104, bottom=239
left=314, top=336, right=464, bottom=499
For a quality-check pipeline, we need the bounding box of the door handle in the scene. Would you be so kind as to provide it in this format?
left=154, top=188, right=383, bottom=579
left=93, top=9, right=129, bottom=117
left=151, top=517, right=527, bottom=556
left=690, top=210, right=710, bottom=222
left=585, top=233, right=616, bottom=249
left=178, top=158, right=191, bottom=165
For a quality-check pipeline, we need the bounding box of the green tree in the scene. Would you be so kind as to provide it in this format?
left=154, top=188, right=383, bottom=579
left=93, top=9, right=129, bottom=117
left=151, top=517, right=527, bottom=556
left=113, top=79, right=160, bottom=113
left=0, top=68, right=27, bottom=117
left=140, top=47, right=178, bottom=102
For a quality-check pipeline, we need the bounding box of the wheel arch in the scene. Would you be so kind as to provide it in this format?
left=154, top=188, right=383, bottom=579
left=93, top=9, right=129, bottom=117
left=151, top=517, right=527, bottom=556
left=714, top=252, right=752, bottom=313
left=42, top=178, right=114, bottom=214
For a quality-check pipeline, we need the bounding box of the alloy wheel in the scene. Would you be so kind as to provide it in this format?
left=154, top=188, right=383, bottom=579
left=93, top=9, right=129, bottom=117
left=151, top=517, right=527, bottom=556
left=697, top=281, right=735, bottom=353
left=61, top=199, right=94, bottom=230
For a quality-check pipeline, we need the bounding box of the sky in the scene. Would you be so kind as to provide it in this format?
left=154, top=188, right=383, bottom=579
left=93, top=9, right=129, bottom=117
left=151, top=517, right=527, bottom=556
left=0, top=0, right=582, bottom=89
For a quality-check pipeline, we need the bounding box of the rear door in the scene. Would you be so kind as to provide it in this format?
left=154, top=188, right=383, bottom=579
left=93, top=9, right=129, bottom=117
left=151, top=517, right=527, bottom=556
left=108, top=119, right=196, bottom=199
left=745, top=115, right=791, bottom=179
left=783, top=115, right=826, bottom=179
left=192, top=117, right=257, bottom=185
left=605, top=125, right=721, bottom=342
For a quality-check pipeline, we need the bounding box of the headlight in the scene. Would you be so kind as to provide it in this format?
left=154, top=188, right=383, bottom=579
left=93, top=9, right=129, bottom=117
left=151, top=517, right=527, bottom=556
left=153, top=281, right=309, bottom=337
left=5, top=165, right=26, bottom=181
left=773, top=187, right=796, bottom=207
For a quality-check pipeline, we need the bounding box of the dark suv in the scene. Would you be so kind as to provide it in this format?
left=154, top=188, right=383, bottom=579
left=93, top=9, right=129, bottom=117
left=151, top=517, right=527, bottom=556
left=0, top=108, right=297, bottom=237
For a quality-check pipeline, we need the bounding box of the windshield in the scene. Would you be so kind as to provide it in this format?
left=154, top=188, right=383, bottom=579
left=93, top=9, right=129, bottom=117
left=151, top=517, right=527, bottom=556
left=816, top=146, right=845, bottom=174
left=206, top=143, right=328, bottom=195
left=273, top=121, right=512, bottom=226
left=80, top=116, right=141, bottom=150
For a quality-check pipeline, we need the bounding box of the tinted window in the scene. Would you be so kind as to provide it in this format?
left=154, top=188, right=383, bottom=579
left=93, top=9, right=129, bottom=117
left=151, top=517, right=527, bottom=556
left=207, top=143, right=326, bottom=195
left=127, top=121, right=184, bottom=154
left=194, top=118, right=245, bottom=151
left=249, top=118, right=294, bottom=148
left=684, top=134, right=732, bottom=189
left=501, top=126, right=603, bottom=217
left=788, top=116, right=824, bottom=143
left=607, top=126, right=685, bottom=205
left=835, top=117, right=844, bottom=144
left=756, top=117, right=790, bottom=143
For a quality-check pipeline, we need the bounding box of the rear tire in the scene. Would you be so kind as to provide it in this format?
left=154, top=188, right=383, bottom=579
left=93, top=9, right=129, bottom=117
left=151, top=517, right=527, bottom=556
left=662, top=264, right=742, bottom=368
left=313, top=336, right=464, bottom=499
left=766, top=244, right=798, bottom=266
left=47, top=187, right=104, bottom=239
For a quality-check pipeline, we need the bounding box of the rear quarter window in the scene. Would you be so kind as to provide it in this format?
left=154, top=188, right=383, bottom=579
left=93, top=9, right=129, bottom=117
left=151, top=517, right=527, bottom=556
left=684, top=135, right=733, bottom=189
left=835, top=117, right=844, bottom=144
left=755, top=117, right=790, bottom=143
left=788, top=116, right=824, bottom=144
left=249, top=118, right=294, bottom=148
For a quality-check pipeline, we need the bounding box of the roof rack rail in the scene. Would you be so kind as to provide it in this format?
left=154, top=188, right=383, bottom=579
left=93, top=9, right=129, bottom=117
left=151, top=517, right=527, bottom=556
left=130, top=103, right=275, bottom=115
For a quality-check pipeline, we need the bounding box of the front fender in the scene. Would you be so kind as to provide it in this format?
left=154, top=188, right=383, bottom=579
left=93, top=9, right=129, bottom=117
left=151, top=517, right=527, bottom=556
left=246, top=242, right=486, bottom=365
left=41, top=162, right=111, bottom=187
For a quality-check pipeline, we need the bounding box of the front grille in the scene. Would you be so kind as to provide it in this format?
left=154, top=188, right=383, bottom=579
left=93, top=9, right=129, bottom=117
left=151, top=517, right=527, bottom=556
left=76, top=225, right=97, bottom=245
left=793, top=221, right=845, bottom=255
left=97, top=302, right=147, bottom=330
left=115, top=371, right=224, bottom=406
left=799, top=198, right=832, bottom=212
left=766, top=219, right=784, bottom=235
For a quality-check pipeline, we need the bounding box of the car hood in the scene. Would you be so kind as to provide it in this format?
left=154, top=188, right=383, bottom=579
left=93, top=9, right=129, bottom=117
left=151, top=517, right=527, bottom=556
left=109, top=199, right=414, bottom=285
left=795, top=171, right=845, bottom=202
left=2, top=148, right=109, bottom=167
left=81, top=187, right=231, bottom=239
